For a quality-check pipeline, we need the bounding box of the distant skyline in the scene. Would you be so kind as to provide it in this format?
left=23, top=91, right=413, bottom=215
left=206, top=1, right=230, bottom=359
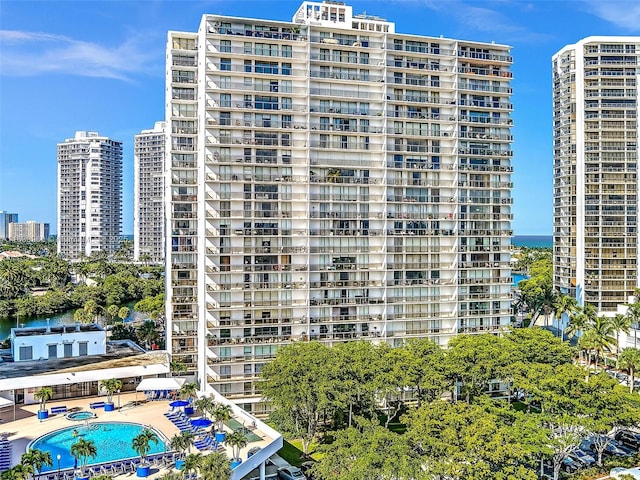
left=2, top=0, right=640, bottom=235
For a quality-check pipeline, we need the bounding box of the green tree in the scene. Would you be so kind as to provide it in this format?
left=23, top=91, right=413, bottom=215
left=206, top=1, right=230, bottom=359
left=212, top=404, right=232, bottom=434
left=136, top=320, right=160, bottom=350
left=1, top=464, right=33, bottom=480
left=33, top=387, right=53, bottom=413
left=313, top=419, right=421, bottom=480
left=20, top=449, right=52, bottom=480
left=261, top=341, right=335, bottom=454
left=99, top=378, right=122, bottom=405
left=587, top=316, right=617, bottom=369
left=170, top=360, right=188, bottom=377
left=445, top=334, right=511, bottom=402
left=198, top=451, right=231, bottom=480
left=552, top=294, right=578, bottom=340
left=182, top=453, right=201, bottom=480
left=403, top=400, right=539, bottom=480
left=131, top=429, right=158, bottom=467
left=611, top=313, right=633, bottom=361
left=73, top=308, right=90, bottom=324
left=401, top=338, right=447, bottom=408
left=618, top=347, right=640, bottom=393
left=106, top=304, right=120, bottom=324
left=117, top=306, right=130, bottom=323
left=225, top=430, right=248, bottom=462
left=179, top=382, right=199, bottom=403
left=625, top=297, right=640, bottom=349
left=169, top=431, right=194, bottom=462
left=70, top=438, right=97, bottom=476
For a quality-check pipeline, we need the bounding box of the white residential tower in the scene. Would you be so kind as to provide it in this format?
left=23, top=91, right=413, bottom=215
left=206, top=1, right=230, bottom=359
left=166, top=0, right=514, bottom=413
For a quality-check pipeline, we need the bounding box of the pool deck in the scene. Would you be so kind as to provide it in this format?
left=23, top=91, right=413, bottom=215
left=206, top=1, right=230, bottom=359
left=0, top=393, right=273, bottom=479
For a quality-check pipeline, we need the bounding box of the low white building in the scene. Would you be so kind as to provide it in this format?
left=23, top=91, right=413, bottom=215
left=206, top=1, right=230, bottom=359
left=10, top=323, right=106, bottom=361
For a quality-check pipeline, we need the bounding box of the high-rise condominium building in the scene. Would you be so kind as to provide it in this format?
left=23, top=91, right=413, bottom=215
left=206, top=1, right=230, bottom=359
left=9, top=221, right=50, bottom=242
left=0, top=211, right=18, bottom=240
left=166, top=0, right=514, bottom=412
left=57, top=131, right=123, bottom=260
left=134, top=121, right=166, bottom=264
left=553, top=37, right=640, bottom=313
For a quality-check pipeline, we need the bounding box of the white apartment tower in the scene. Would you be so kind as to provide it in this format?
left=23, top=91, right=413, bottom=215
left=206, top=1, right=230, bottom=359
left=134, top=121, right=166, bottom=263
left=57, top=131, right=123, bottom=260
left=166, top=1, right=514, bottom=412
left=553, top=37, right=640, bottom=312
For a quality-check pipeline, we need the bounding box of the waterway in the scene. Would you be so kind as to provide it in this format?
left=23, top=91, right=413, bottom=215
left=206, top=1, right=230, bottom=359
left=0, top=302, right=142, bottom=341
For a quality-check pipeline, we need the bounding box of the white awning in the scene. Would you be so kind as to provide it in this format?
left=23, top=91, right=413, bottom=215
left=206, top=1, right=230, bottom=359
left=136, top=377, right=186, bottom=392
left=0, top=396, right=15, bottom=408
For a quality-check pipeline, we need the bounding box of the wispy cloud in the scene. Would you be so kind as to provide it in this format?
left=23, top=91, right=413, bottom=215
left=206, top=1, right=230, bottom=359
left=0, top=30, right=158, bottom=81
left=581, top=0, right=640, bottom=31
left=391, top=0, right=549, bottom=43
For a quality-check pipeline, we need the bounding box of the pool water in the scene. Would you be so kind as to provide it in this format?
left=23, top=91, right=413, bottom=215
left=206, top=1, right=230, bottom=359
left=66, top=411, right=96, bottom=421
left=30, top=422, right=166, bottom=471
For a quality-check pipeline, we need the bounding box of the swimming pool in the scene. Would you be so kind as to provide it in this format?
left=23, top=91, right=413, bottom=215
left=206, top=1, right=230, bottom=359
left=29, top=422, right=167, bottom=471
left=65, top=411, right=96, bottom=421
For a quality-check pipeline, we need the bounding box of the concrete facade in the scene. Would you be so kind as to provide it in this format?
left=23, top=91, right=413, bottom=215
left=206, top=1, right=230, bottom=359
left=166, top=0, right=514, bottom=413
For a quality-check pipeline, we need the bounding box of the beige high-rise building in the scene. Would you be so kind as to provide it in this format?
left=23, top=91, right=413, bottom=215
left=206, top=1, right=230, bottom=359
left=8, top=221, right=50, bottom=242
left=57, top=131, right=123, bottom=260
left=553, top=37, right=640, bottom=312
left=166, top=0, right=514, bottom=413
left=134, top=121, right=166, bottom=264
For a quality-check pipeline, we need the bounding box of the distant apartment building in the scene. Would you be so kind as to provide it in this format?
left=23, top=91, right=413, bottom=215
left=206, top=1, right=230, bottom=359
left=8, top=221, right=50, bottom=242
left=166, top=0, right=514, bottom=412
left=553, top=37, right=640, bottom=313
left=57, top=131, right=123, bottom=260
left=0, top=211, right=18, bottom=239
left=134, top=121, right=166, bottom=264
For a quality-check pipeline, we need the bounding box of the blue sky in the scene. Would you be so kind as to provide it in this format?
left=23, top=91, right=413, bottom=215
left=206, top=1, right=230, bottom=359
left=1, top=1, right=640, bottom=235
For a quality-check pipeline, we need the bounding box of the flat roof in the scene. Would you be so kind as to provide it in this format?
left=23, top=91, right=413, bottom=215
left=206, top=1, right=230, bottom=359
left=0, top=340, right=153, bottom=381
left=12, top=323, right=103, bottom=337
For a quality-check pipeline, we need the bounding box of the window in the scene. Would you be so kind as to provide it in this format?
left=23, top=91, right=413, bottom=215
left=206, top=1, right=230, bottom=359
left=78, top=342, right=88, bottom=356
left=19, top=346, right=33, bottom=361
left=219, top=40, right=231, bottom=53
left=64, top=343, right=73, bottom=358
left=220, top=58, right=231, bottom=71
left=48, top=344, right=57, bottom=359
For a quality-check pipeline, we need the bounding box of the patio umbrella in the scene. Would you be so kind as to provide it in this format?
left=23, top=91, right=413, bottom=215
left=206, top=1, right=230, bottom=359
left=170, top=400, right=189, bottom=408
left=191, top=418, right=212, bottom=428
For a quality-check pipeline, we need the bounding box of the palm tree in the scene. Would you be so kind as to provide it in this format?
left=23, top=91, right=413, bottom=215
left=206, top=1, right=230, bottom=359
left=179, top=382, right=199, bottom=403
left=618, top=347, right=640, bottom=393
left=531, top=286, right=557, bottom=328
left=70, top=438, right=97, bottom=477
left=225, top=430, right=248, bottom=462
left=20, top=449, right=52, bottom=480
left=610, top=313, right=633, bottom=363
left=625, top=298, right=640, bottom=349
left=212, top=404, right=232, bottom=435
left=99, top=378, right=122, bottom=407
left=131, top=429, right=158, bottom=467
left=73, top=308, right=90, bottom=324
left=169, top=431, right=194, bottom=463
left=182, top=453, right=202, bottom=480
left=106, top=304, right=120, bottom=324
left=578, top=330, right=598, bottom=368
left=33, top=387, right=53, bottom=415
left=553, top=294, right=578, bottom=340
left=1, top=464, right=33, bottom=480
left=588, top=315, right=617, bottom=369
left=117, top=306, right=131, bottom=323
left=194, top=396, right=214, bottom=419
left=199, top=451, right=232, bottom=480
left=565, top=306, right=589, bottom=342
left=136, top=320, right=160, bottom=350
left=170, top=360, right=188, bottom=377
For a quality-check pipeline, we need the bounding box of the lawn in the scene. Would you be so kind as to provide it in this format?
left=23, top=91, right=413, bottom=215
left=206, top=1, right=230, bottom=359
left=278, top=439, right=323, bottom=466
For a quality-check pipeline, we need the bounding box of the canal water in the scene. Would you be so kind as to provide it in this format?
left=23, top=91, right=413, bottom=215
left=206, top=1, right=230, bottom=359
left=0, top=303, right=142, bottom=341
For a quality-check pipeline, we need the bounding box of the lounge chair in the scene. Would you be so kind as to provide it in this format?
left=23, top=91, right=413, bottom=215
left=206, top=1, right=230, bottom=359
left=90, top=401, right=105, bottom=409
